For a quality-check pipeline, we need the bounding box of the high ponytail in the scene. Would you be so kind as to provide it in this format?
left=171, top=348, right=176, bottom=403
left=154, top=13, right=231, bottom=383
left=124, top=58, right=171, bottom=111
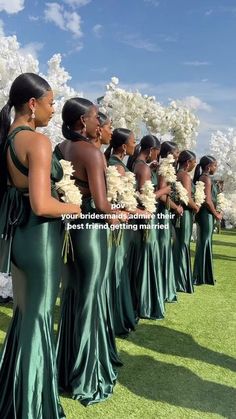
left=61, top=97, right=94, bottom=142
left=62, top=121, right=83, bottom=141
left=0, top=102, right=13, bottom=201
left=193, top=163, right=202, bottom=184
left=177, top=149, right=196, bottom=171
left=127, top=134, right=156, bottom=171
left=126, top=143, right=141, bottom=171
left=105, top=128, right=132, bottom=162
left=160, top=141, right=178, bottom=158
left=193, top=155, right=216, bottom=183
left=0, top=72, right=51, bottom=201
left=104, top=144, right=113, bottom=161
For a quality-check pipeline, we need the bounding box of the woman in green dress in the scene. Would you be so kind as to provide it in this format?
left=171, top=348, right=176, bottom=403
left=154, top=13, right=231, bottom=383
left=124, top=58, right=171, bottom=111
left=157, top=141, right=183, bottom=303
left=172, top=150, right=199, bottom=293
left=0, top=73, right=81, bottom=419
left=128, top=135, right=171, bottom=319
left=193, top=156, right=222, bottom=285
left=55, top=98, right=120, bottom=405
left=91, top=112, right=123, bottom=363
left=105, top=128, right=138, bottom=337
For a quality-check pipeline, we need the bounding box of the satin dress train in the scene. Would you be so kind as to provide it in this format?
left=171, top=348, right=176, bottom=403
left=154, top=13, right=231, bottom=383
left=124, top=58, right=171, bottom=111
left=193, top=178, right=218, bottom=285
left=0, top=126, right=65, bottom=419
left=55, top=144, right=118, bottom=406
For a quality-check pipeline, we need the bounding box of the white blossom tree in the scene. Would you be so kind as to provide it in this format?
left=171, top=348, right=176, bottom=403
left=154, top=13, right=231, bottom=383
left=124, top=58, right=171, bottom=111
left=0, top=35, right=82, bottom=148
left=209, top=129, right=236, bottom=227
left=100, top=77, right=200, bottom=148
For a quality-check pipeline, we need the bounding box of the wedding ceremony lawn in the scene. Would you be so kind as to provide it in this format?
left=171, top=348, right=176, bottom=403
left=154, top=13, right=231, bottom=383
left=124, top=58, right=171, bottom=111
left=0, top=230, right=235, bottom=419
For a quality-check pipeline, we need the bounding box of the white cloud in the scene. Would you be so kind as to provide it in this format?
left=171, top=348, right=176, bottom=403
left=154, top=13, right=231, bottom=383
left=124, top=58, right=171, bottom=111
left=64, top=0, right=91, bottom=7
left=44, top=2, right=83, bottom=37
left=0, top=0, right=24, bottom=14
left=121, top=33, right=160, bottom=52
left=178, top=96, right=212, bottom=112
left=64, top=11, right=83, bottom=37
left=44, top=3, right=65, bottom=30
left=144, top=0, right=160, bottom=6
left=93, top=24, right=103, bottom=38
left=184, top=61, right=210, bottom=66
left=29, top=15, right=40, bottom=21
left=0, top=18, right=5, bottom=36
left=19, top=42, right=44, bottom=59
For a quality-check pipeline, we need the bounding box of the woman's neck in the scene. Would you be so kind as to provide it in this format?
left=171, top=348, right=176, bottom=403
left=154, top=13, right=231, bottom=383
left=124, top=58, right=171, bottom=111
left=113, top=152, right=124, bottom=161
left=12, top=115, right=36, bottom=130
left=91, top=137, right=101, bottom=149
left=138, top=151, right=148, bottom=162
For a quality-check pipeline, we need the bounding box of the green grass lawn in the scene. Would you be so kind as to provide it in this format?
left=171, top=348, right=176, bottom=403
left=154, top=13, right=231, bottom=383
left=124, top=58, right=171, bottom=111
left=1, top=230, right=236, bottom=418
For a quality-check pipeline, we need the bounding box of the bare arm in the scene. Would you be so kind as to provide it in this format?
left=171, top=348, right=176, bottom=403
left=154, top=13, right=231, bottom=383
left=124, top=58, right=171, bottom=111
left=158, top=174, right=183, bottom=215
left=28, top=134, right=81, bottom=217
left=86, top=149, right=113, bottom=213
left=202, top=175, right=222, bottom=219
left=135, top=164, right=151, bottom=190
left=178, top=172, right=199, bottom=212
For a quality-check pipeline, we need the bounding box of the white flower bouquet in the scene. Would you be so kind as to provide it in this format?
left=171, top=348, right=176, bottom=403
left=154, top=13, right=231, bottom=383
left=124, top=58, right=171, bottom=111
left=175, top=181, right=189, bottom=206
left=119, top=172, right=138, bottom=211
left=137, top=180, right=156, bottom=213
left=194, top=181, right=205, bottom=207
left=216, top=192, right=227, bottom=212
left=56, top=160, right=82, bottom=206
left=106, top=166, right=123, bottom=204
left=158, top=155, right=177, bottom=183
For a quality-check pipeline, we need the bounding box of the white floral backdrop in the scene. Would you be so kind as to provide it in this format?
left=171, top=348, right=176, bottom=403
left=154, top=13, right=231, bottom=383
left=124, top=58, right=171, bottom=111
left=100, top=77, right=200, bottom=149
left=0, top=33, right=235, bottom=296
left=210, top=129, right=236, bottom=227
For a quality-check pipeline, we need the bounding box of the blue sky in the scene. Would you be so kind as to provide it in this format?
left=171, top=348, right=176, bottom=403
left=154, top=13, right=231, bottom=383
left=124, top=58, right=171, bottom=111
left=1, top=0, right=236, bottom=152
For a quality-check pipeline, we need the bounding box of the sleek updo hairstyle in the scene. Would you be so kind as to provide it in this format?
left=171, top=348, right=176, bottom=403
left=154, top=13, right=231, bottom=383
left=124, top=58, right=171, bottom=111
left=193, top=155, right=216, bottom=184
left=104, top=128, right=132, bottom=161
left=98, top=111, right=110, bottom=127
left=126, top=134, right=160, bottom=171
left=62, top=97, right=94, bottom=141
left=160, top=140, right=178, bottom=158
left=177, top=150, right=196, bottom=170
left=0, top=73, right=51, bottom=200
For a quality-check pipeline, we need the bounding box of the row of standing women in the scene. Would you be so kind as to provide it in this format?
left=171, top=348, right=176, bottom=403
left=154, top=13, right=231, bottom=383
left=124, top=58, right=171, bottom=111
left=0, top=73, right=222, bottom=418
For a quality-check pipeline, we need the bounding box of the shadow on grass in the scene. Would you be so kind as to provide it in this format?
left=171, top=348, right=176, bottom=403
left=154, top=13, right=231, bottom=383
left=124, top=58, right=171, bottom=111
left=0, top=306, right=13, bottom=333
left=129, top=324, right=236, bottom=373
left=218, top=230, right=236, bottom=237
left=213, top=240, right=236, bottom=248
left=213, top=254, right=236, bottom=262
left=118, top=351, right=236, bottom=418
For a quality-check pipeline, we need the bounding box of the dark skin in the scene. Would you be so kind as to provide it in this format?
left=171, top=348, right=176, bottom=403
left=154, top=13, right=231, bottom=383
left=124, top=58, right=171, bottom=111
left=110, top=134, right=151, bottom=217
left=134, top=148, right=171, bottom=199
left=111, top=133, right=136, bottom=176
left=177, top=159, right=199, bottom=213
left=199, top=161, right=222, bottom=221
left=158, top=150, right=183, bottom=216
left=6, top=91, right=81, bottom=217
left=58, top=106, right=119, bottom=217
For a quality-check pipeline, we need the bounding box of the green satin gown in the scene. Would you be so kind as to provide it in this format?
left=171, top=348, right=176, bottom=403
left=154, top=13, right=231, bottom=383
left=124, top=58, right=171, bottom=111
left=108, top=155, right=136, bottom=337
left=193, top=176, right=218, bottom=285
left=55, top=146, right=118, bottom=406
left=0, top=126, right=65, bottom=419
left=134, top=165, right=165, bottom=319
left=156, top=201, right=177, bottom=303
left=172, top=179, right=194, bottom=293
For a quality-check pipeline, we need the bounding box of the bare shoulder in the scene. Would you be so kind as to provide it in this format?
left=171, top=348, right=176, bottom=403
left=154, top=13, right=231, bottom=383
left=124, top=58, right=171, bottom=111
left=200, top=174, right=210, bottom=185
left=26, top=133, right=52, bottom=159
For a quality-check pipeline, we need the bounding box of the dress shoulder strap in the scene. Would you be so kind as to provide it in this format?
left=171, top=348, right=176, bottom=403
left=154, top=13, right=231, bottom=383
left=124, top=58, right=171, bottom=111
left=7, top=126, right=35, bottom=177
